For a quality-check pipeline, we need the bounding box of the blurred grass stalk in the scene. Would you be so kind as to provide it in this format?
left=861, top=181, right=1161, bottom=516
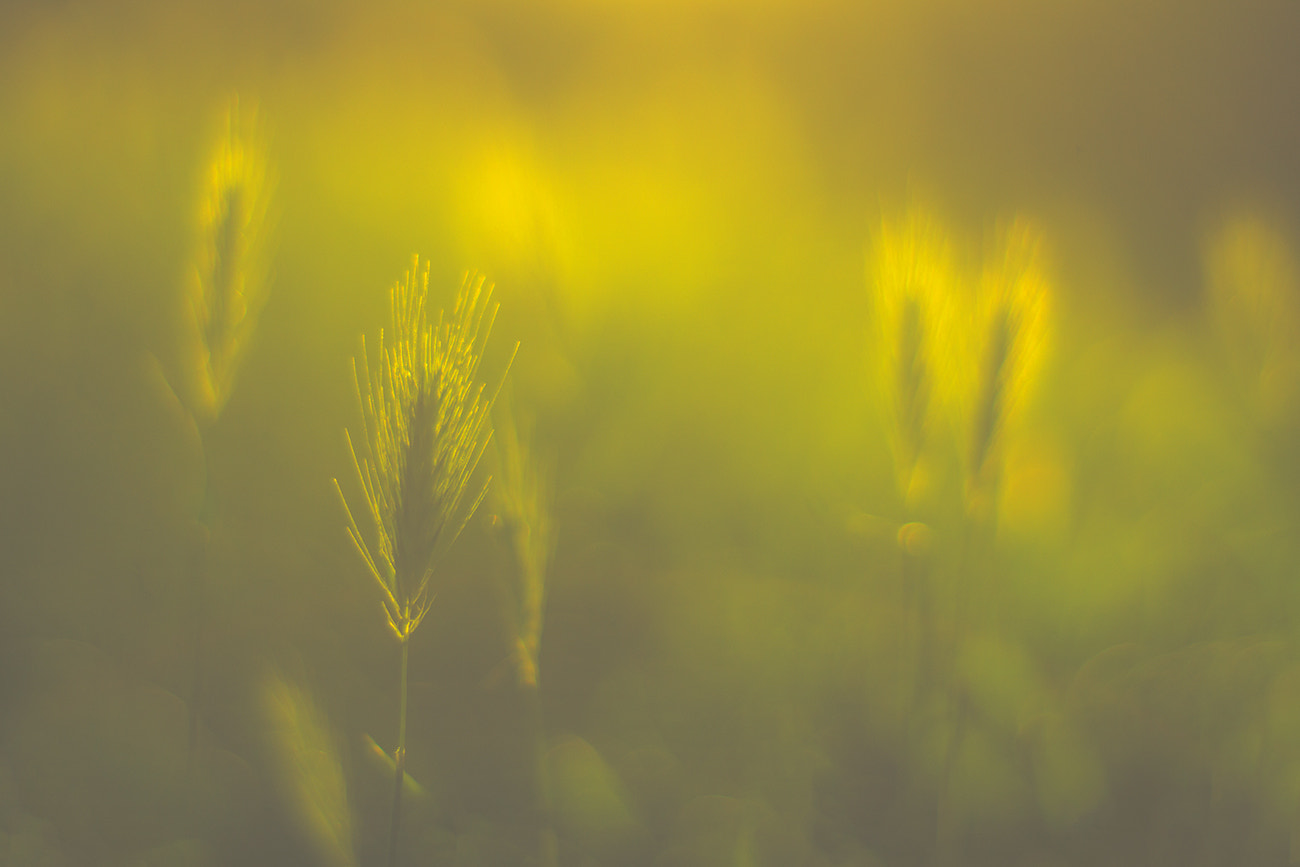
left=871, top=212, right=1051, bottom=861
left=870, top=208, right=953, bottom=510
left=492, top=401, right=558, bottom=866
left=1204, top=211, right=1300, bottom=429
left=335, top=259, right=511, bottom=867
left=187, top=98, right=272, bottom=429
left=181, top=96, right=272, bottom=777
left=937, top=219, right=1050, bottom=864
left=962, top=219, right=1049, bottom=525
left=869, top=208, right=953, bottom=729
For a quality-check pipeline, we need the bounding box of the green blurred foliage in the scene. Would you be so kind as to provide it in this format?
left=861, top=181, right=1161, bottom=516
left=1, top=1, right=1300, bottom=866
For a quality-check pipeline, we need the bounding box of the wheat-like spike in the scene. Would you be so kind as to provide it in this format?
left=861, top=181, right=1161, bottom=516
left=336, top=259, right=512, bottom=867
left=492, top=402, right=554, bottom=688
left=337, top=257, right=508, bottom=643
left=965, top=219, right=1050, bottom=510
left=189, top=96, right=272, bottom=425
left=870, top=208, right=956, bottom=504
left=184, top=94, right=273, bottom=780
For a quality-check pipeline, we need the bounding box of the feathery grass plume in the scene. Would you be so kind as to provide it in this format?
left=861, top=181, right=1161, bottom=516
left=186, top=96, right=272, bottom=427
left=334, top=257, right=511, bottom=867
left=869, top=208, right=957, bottom=506
left=1204, top=211, right=1300, bottom=424
left=492, top=401, right=554, bottom=689
left=337, top=259, right=506, bottom=642
left=963, top=219, right=1050, bottom=518
left=263, top=670, right=356, bottom=867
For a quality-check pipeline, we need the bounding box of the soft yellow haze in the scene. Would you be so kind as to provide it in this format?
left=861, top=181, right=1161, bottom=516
left=1, top=0, right=1300, bottom=865
left=997, top=430, right=1072, bottom=541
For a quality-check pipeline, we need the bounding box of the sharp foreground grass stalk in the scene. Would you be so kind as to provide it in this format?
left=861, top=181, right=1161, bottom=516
left=183, top=96, right=272, bottom=776
left=335, top=258, right=512, bottom=867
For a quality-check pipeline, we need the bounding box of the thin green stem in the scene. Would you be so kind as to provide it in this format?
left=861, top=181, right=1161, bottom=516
left=522, top=679, right=557, bottom=867
left=187, top=522, right=209, bottom=781
left=388, top=638, right=410, bottom=867
left=902, top=539, right=931, bottom=727
left=188, top=449, right=215, bottom=786
left=933, top=510, right=996, bottom=867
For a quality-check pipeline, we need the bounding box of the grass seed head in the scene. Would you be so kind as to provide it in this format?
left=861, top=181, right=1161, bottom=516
left=964, top=218, right=1050, bottom=514
left=187, top=96, right=272, bottom=426
left=336, top=258, right=508, bottom=642
left=869, top=208, right=957, bottom=505
left=491, top=400, right=554, bottom=687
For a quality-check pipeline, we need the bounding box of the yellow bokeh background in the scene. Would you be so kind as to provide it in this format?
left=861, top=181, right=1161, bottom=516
left=2, top=1, right=1300, bottom=865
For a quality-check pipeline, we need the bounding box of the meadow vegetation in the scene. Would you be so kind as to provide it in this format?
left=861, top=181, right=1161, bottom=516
left=1, top=2, right=1300, bottom=866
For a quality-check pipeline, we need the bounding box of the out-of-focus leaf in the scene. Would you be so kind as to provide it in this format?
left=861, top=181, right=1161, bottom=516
left=360, top=733, right=426, bottom=800
left=262, top=670, right=355, bottom=867
left=548, top=735, right=636, bottom=841
left=1026, top=712, right=1106, bottom=830
left=957, top=630, right=1045, bottom=733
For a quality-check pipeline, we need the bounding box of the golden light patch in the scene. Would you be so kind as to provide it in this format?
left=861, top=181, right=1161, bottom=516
left=998, top=434, right=1071, bottom=539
